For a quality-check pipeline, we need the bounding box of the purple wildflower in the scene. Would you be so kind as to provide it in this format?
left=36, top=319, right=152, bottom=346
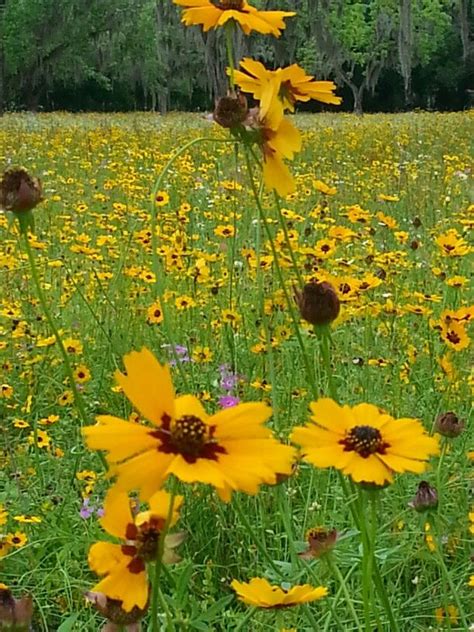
left=218, top=395, right=241, bottom=409
left=79, top=498, right=94, bottom=520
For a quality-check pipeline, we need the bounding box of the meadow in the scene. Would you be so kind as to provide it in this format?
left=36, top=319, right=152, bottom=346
left=0, top=110, right=473, bottom=631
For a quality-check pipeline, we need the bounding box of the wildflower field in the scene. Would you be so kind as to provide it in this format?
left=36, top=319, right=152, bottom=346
left=0, top=108, right=472, bottom=631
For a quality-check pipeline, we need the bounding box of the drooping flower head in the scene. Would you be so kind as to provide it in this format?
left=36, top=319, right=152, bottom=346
left=173, top=0, right=295, bottom=37
left=290, top=399, right=439, bottom=486
left=245, top=105, right=301, bottom=197
left=234, top=58, right=341, bottom=124
left=83, top=348, right=295, bottom=501
left=88, top=490, right=183, bottom=612
left=231, top=577, right=328, bottom=608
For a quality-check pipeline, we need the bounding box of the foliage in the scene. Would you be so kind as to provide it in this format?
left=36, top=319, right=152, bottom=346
left=0, top=0, right=472, bottom=112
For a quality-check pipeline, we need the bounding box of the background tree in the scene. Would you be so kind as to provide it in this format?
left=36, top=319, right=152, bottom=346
left=0, top=0, right=472, bottom=113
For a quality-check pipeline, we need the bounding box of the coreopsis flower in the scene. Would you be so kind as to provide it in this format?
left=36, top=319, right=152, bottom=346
left=233, top=58, right=341, bottom=124
left=173, top=1, right=295, bottom=37
left=299, top=526, right=338, bottom=560
left=231, top=577, right=327, bottom=608
left=435, top=230, right=471, bottom=256
left=83, top=348, right=295, bottom=501
left=88, top=490, right=183, bottom=612
left=290, top=399, right=439, bottom=486
left=439, top=321, right=470, bottom=351
left=247, top=106, right=301, bottom=197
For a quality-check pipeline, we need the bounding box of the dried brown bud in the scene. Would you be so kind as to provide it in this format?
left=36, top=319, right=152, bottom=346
left=0, top=168, right=43, bottom=214
left=213, top=91, right=248, bottom=129
left=435, top=411, right=465, bottom=438
left=294, top=281, right=340, bottom=326
left=0, top=585, right=33, bottom=631
left=412, top=216, right=422, bottom=228
left=408, top=481, right=438, bottom=512
left=85, top=592, right=148, bottom=628
left=299, top=527, right=338, bottom=560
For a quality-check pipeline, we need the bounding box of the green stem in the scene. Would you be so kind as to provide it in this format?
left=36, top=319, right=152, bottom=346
left=427, top=516, right=469, bottom=629
left=272, top=190, right=305, bottom=289
left=435, top=440, right=448, bottom=514
left=243, top=148, right=317, bottom=398
left=22, top=232, right=89, bottom=427
left=315, top=324, right=338, bottom=401
left=325, top=556, right=362, bottom=631
left=150, top=477, right=179, bottom=632
left=225, top=22, right=236, bottom=89
left=22, top=230, right=91, bottom=499
left=233, top=495, right=282, bottom=577
left=149, top=136, right=236, bottom=384
left=234, top=607, right=257, bottom=632
left=358, top=490, right=373, bottom=632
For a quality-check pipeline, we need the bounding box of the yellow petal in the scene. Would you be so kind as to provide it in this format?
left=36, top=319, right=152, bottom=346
left=115, top=348, right=174, bottom=425
left=92, top=562, right=148, bottom=612
left=88, top=542, right=126, bottom=576
left=100, top=490, right=134, bottom=539
left=83, top=416, right=157, bottom=463
left=263, top=153, right=295, bottom=197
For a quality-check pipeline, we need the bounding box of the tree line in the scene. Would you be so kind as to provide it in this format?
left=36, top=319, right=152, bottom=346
left=0, top=0, right=472, bottom=114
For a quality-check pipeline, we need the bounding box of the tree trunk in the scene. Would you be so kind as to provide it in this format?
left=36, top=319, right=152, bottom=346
left=353, top=86, right=364, bottom=114
left=398, top=0, right=413, bottom=108
left=458, top=0, right=471, bottom=63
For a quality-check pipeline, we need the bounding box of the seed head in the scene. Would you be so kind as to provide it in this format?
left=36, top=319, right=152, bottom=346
left=213, top=91, right=248, bottom=129
left=408, top=481, right=438, bottom=512
left=435, top=411, right=465, bottom=438
left=0, top=585, right=33, bottom=631
left=0, top=167, right=43, bottom=214
left=294, top=281, right=340, bottom=326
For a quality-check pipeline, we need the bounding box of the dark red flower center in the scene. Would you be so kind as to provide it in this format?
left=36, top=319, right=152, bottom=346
left=151, top=413, right=227, bottom=464
left=122, top=517, right=167, bottom=574
left=340, top=425, right=389, bottom=458
left=446, top=331, right=460, bottom=344
left=213, top=0, right=245, bottom=9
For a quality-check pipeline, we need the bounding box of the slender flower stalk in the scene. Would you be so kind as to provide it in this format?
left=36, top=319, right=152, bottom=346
left=150, top=478, right=179, bottom=632
left=243, top=147, right=318, bottom=397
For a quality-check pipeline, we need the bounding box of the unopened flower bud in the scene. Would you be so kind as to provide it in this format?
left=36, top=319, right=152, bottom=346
left=294, top=281, right=340, bottom=326
left=0, top=168, right=43, bottom=214
left=435, top=411, right=465, bottom=438
left=408, top=481, right=438, bottom=512
left=213, top=91, right=248, bottom=129
left=299, top=526, right=338, bottom=559
left=0, top=585, right=33, bottom=631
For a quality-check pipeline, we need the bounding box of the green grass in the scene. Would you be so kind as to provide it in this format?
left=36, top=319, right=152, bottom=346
left=0, top=111, right=473, bottom=630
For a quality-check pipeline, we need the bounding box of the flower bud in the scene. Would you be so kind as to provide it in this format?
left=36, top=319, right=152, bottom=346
left=435, top=411, right=465, bottom=438
left=408, top=481, right=438, bottom=512
left=294, top=281, right=340, bottom=326
left=0, top=585, right=33, bottom=631
left=213, top=91, right=248, bottom=129
left=0, top=168, right=43, bottom=214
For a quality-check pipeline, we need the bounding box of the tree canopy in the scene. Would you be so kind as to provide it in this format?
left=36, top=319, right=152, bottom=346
left=0, top=0, right=472, bottom=113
